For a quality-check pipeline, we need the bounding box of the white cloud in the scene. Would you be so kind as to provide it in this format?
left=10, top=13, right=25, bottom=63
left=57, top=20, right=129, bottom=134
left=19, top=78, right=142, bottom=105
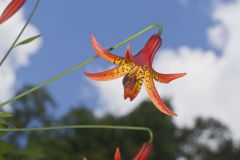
left=92, top=79, right=147, bottom=117
left=207, top=24, right=226, bottom=49
left=0, top=1, right=41, bottom=111
left=87, top=0, right=240, bottom=139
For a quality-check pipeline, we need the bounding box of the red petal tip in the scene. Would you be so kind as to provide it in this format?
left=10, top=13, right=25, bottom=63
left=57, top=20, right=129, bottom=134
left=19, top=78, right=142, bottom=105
left=125, top=45, right=136, bottom=62
left=114, top=148, right=122, bottom=160
left=134, top=143, right=153, bottom=160
left=0, top=0, right=25, bottom=24
left=90, top=34, right=121, bottom=63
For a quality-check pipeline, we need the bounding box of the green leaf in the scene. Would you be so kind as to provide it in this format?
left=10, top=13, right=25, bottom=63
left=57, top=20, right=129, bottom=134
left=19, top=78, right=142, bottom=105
left=15, top=34, right=41, bottom=47
left=0, top=112, right=13, bottom=118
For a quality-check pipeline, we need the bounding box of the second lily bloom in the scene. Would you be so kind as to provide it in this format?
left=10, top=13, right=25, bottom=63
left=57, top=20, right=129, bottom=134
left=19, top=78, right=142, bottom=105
left=114, top=142, right=153, bottom=160
left=84, top=34, right=186, bottom=116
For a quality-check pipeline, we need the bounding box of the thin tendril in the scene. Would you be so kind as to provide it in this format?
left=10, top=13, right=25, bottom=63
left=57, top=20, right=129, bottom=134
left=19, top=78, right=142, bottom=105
left=0, top=23, right=163, bottom=108
left=0, top=0, right=41, bottom=66
left=0, top=125, right=153, bottom=143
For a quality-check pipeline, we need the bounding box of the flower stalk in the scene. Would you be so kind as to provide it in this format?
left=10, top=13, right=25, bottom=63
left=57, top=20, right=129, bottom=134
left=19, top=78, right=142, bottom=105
left=0, top=125, right=153, bottom=143
left=0, top=23, right=163, bottom=108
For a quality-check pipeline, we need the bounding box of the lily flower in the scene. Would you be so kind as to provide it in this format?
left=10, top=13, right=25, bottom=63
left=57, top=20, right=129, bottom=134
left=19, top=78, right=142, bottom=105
left=114, top=142, right=153, bottom=160
left=0, top=0, right=25, bottom=24
left=84, top=34, right=186, bottom=116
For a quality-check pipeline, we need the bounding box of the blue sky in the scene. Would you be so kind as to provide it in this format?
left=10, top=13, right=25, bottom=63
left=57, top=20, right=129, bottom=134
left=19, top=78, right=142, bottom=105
left=17, top=0, right=214, bottom=114
left=1, top=0, right=240, bottom=139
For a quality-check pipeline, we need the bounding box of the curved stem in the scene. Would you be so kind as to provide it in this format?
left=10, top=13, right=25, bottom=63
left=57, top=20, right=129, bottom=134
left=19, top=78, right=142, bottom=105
left=155, top=23, right=164, bottom=35
left=108, top=23, right=163, bottom=51
left=0, top=125, right=153, bottom=143
left=0, top=0, right=41, bottom=66
left=0, top=23, right=164, bottom=108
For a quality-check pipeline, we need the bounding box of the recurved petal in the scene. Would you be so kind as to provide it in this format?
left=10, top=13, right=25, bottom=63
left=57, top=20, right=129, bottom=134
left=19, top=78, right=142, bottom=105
left=152, top=69, right=187, bottom=83
left=0, top=0, right=25, bottom=24
left=144, top=70, right=177, bottom=116
left=91, top=35, right=123, bottom=64
left=84, top=64, right=131, bottom=81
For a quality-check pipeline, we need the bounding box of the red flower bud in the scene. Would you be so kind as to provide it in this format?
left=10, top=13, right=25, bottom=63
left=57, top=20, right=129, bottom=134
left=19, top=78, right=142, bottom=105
left=133, top=143, right=153, bottom=160
left=0, top=0, right=25, bottom=24
left=114, top=143, right=153, bottom=160
left=114, top=147, right=122, bottom=160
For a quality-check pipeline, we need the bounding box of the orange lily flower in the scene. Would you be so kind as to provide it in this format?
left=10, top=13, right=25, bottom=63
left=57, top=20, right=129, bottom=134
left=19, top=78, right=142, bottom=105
left=114, top=143, right=153, bottom=160
left=0, top=0, right=25, bottom=24
left=84, top=34, right=186, bottom=116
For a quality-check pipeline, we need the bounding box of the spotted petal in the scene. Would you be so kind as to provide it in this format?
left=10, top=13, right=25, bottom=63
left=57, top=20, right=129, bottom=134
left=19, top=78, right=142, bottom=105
left=124, top=67, right=145, bottom=101
left=91, top=35, right=123, bottom=64
left=152, top=69, right=186, bottom=83
left=130, top=78, right=143, bottom=101
left=123, top=73, right=143, bottom=101
left=123, top=67, right=138, bottom=100
left=84, top=63, right=132, bottom=81
left=144, top=70, right=177, bottom=116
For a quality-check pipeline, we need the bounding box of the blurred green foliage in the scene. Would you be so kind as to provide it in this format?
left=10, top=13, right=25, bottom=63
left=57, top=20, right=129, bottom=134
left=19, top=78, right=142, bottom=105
left=1, top=85, right=240, bottom=160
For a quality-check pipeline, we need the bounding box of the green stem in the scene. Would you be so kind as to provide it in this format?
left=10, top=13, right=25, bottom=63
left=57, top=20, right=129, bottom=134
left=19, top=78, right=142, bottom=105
left=0, top=55, right=99, bottom=108
left=0, top=23, right=163, bottom=108
left=108, top=23, right=163, bottom=51
left=0, top=125, right=153, bottom=143
left=0, top=0, right=40, bottom=66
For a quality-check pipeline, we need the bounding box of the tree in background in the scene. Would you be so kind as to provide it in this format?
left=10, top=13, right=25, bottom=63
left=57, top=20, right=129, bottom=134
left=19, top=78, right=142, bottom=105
left=1, top=85, right=240, bottom=159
